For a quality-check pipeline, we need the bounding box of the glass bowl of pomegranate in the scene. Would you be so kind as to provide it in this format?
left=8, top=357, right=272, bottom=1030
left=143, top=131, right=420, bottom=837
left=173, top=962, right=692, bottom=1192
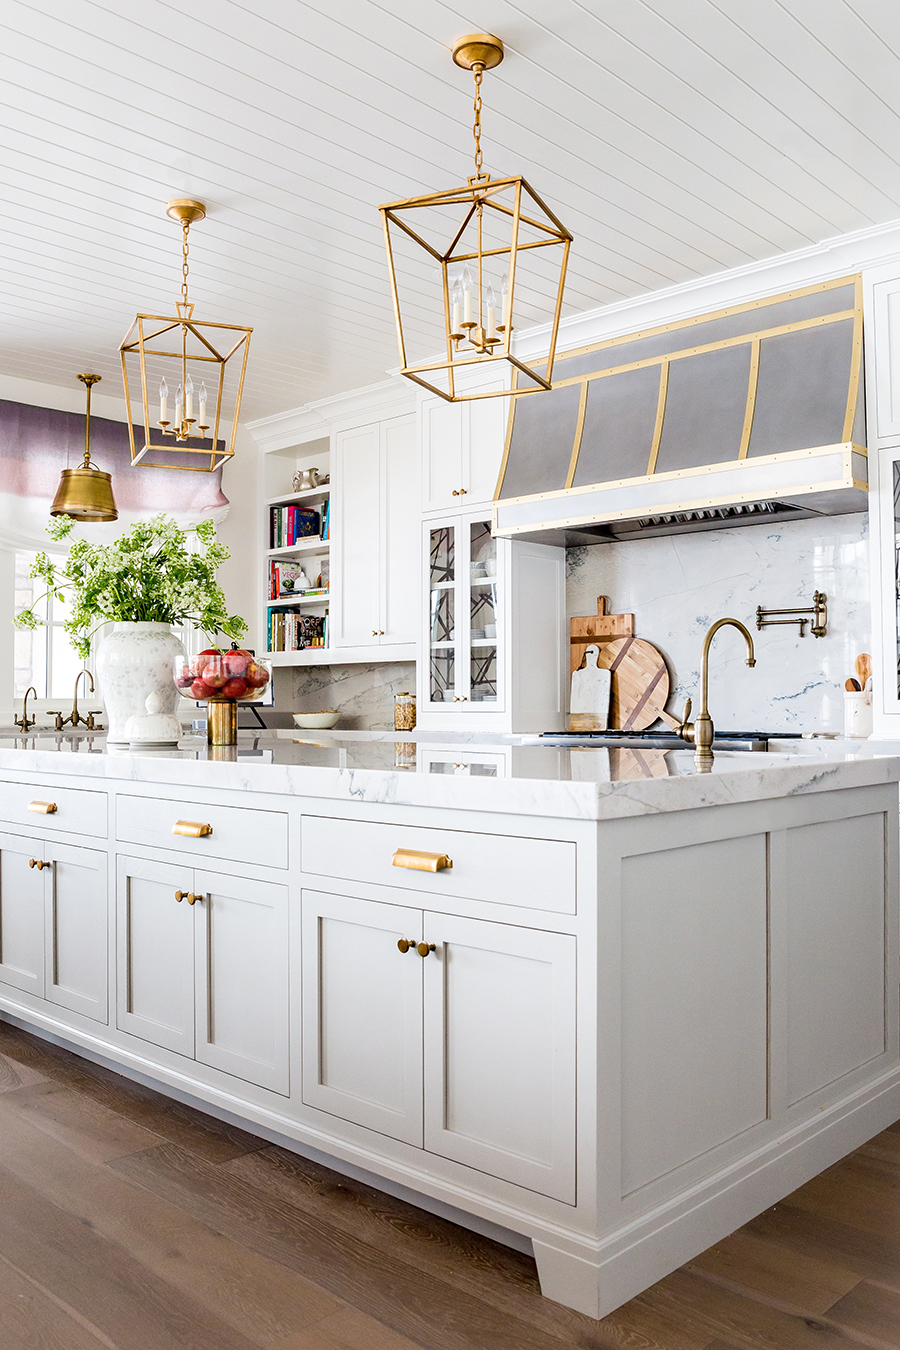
left=175, top=647, right=271, bottom=744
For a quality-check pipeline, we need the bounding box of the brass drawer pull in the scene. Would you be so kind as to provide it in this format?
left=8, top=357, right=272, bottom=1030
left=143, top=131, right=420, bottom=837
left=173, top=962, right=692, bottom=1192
left=172, top=820, right=212, bottom=838
left=417, top=942, right=436, bottom=958
left=175, top=890, right=202, bottom=905
left=28, top=800, right=57, bottom=814
left=28, top=859, right=49, bottom=871
left=397, top=938, right=416, bottom=953
left=392, top=848, right=452, bottom=873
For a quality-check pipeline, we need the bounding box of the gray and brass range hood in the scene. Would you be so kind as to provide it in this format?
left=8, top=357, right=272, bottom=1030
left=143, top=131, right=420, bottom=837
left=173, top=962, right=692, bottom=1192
left=493, top=275, right=866, bottom=545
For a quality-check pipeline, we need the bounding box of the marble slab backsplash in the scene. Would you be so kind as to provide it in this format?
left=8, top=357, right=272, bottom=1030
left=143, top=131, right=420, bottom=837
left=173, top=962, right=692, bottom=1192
left=566, top=513, right=871, bottom=735
left=290, top=661, right=417, bottom=730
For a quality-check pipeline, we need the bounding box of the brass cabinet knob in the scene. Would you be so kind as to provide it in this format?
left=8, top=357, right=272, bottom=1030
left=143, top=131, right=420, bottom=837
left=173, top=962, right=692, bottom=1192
left=416, top=942, right=436, bottom=958
left=28, top=858, right=48, bottom=871
left=397, top=938, right=415, bottom=953
left=372, top=630, right=377, bottom=636
left=28, top=801, right=57, bottom=814
left=186, top=892, right=201, bottom=906
left=459, top=487, right=467, bottom=494
left=175, top=889, right=185, bottom=902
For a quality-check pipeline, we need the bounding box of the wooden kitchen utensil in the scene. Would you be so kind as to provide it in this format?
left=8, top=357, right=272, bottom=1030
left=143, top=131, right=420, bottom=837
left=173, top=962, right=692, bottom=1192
left=569, top=645, right=612, bottom=732
left=845, top=677, right=862, bottom=692
left=855, top=653, right=872, bottom=686
left=570, top=596, right=634, bottom=674
left=595, top=635, right=675, bottom=731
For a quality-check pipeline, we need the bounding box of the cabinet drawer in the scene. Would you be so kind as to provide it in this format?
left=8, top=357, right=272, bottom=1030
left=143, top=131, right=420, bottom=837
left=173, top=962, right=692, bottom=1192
left=0, top=780, right=107, bottom=838
left=116, top=795, right=288, bottom=869
left=301, top=816, right=575, bottom=914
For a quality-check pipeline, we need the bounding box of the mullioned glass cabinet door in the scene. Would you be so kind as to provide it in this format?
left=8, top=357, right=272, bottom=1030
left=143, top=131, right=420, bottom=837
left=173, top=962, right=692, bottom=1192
left=425, top=515, right=502, bottom=710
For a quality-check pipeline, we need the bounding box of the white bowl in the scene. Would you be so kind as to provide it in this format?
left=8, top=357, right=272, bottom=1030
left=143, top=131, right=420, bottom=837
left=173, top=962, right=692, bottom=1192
left=293, top=711, right=341, bottom=729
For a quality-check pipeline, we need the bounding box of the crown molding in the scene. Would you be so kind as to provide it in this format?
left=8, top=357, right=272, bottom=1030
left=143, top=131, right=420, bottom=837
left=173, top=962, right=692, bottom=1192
left=245, top=378, right=416, bottom=453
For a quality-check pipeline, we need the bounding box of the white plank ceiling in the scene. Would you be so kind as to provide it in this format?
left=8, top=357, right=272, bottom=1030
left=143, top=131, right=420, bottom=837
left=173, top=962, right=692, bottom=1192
left=1, top=0, right=900, bottom=419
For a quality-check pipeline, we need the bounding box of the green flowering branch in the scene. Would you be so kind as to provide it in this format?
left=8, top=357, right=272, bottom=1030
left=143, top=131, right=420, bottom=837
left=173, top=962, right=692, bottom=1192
left=14, top=514, right=248, bottom=661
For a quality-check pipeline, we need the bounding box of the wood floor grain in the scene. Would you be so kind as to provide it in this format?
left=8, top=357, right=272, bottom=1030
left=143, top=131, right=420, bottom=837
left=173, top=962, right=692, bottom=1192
left=0, top=1018, right=899, bottom=1349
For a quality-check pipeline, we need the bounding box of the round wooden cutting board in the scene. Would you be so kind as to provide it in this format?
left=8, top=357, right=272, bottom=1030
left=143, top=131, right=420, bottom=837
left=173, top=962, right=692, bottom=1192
left=593, top=636, right=671, bottom=731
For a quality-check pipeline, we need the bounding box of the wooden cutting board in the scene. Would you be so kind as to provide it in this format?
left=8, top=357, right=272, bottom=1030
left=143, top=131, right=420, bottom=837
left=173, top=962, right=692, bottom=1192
left=595, top=635, right=675, bottom=731
left=569, top=645, right=611, bottom=732
left=570, top=597, right=634, bottom=674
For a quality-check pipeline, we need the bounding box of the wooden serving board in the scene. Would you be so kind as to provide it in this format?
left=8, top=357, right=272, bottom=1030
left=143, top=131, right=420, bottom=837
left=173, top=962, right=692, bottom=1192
left=595, top=635, right=674, bottom=732
left=570, top=596, right=633, bottom=674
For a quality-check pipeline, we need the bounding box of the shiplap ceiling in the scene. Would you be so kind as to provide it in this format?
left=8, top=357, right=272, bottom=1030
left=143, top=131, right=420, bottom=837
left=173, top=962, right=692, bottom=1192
left=2, top=0, right=900, bottom=420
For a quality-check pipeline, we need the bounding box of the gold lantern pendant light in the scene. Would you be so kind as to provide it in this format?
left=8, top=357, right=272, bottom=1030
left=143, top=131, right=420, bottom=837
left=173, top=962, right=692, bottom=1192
left=51, top=374, right=118, bottom=522
left=379, top=34, right=573, bottom=403
left=119, top=200, right=252, bottom=472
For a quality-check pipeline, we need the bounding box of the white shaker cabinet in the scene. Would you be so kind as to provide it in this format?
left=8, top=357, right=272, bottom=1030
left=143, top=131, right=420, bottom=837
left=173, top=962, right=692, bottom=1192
left=0, top=832, right=46, bottom=998
left=332, top=413, right=417, bottom=650
left=117, top=856, right=289, bottom=1093
left=421, top=390, right=506, bottom=514
left=300, top=887, right=576, bottom=1201
left=300, top=889, right=424, bottom=1144
left=0, top=831, right=107, bottom=1020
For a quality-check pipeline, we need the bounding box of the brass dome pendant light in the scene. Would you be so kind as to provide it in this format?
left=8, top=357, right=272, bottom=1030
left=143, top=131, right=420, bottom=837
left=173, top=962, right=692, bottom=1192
left=51, top=373, right=118, bottom=522
left=379, top=33, right=573, bottom=403
left=119, top=199, right=252, bottom=472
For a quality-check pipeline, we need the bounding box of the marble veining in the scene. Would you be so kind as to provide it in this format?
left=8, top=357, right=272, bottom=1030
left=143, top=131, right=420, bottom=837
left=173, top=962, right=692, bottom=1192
left=567, top=513, right=870, bottom=735
left=290, top=661, right=416, bottom=729
left=0, top=733, right=893, bottom=823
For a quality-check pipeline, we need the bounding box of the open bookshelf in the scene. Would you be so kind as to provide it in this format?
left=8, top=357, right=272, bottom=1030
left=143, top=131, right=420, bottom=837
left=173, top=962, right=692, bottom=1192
left=262, top=440, right=332, bottom=659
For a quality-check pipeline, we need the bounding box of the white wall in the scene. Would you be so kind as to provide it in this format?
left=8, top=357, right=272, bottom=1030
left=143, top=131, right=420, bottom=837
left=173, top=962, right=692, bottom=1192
left=567, top=513, right=870, bottom=735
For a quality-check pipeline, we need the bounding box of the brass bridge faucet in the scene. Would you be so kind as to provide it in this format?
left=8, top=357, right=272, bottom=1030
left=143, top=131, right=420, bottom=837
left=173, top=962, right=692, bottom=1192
left=678, top=618, right=757, bottom=770
left=49, top=669, right=102, bottom=731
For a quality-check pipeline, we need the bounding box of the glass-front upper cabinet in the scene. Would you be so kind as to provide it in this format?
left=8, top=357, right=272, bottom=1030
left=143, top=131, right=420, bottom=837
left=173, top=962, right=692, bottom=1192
left=426, top=514, right=502, bottom=711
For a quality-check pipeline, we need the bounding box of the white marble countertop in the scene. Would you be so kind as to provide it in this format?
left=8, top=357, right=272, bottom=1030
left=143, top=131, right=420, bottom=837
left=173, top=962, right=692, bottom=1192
left=0, top=729, right=895, bottom=822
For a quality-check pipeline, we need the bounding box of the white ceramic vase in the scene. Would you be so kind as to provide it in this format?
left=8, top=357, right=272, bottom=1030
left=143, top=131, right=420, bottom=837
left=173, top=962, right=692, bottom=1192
left=96, top=622, right=186, bottom=744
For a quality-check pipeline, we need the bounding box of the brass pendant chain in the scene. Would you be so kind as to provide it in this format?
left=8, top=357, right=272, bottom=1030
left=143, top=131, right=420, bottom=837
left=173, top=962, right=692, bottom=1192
left=472, top=64, right=485, bottom=180
left=181, top=220, right=191, bottom=308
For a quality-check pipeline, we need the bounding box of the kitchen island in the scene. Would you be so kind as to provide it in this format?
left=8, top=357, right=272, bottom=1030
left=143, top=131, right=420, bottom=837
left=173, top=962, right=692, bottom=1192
left=0, top=730, right=896, bottom=1319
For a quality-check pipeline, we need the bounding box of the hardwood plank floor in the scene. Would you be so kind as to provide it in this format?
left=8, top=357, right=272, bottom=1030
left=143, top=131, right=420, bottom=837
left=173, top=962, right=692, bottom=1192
left=0, top=1020, right=899, bottom=1349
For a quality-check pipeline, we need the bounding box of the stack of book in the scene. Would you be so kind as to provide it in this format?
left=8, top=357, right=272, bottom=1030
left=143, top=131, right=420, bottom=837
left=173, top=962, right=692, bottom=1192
left=268, top=561, right=331, bottom=600
left=270, top=505, right=320, bottom=548
left=267, top=610, right=328, bottom=652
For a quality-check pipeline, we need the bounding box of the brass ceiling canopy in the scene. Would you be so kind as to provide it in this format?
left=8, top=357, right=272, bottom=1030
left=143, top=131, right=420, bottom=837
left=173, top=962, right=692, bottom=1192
left=379, top=32, right=572, bottom=403
left=51, top=374, right=118, bottom=522
left=451, top=34, right=504, bottom=70
left=119, top=199, right=252, bottom=472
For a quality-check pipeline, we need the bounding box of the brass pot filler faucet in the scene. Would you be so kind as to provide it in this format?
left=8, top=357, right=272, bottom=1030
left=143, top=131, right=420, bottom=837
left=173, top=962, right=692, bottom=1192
left=677, top=618, right=757, bottom=771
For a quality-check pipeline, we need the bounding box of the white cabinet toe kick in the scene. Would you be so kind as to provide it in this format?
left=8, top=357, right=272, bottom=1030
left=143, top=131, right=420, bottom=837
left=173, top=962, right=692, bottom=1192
left=0, top=763, right=897, bottom=1321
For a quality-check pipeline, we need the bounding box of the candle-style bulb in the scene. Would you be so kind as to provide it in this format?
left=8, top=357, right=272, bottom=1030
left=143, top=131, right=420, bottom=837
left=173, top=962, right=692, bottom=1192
left=184, top=373, right=194, bottom=420
left=450, top=279, right=463, bottom=338
left=498, top=271, right=511, bottom=332
left=461, top=264, right=474, bottom=327
left=158, top=376, right=168, bottom=425
left=199, top=380, right=208, bottom=401
left=485, top=284, right=498, bottom=343
left=159, top=376, right=168, bottom=398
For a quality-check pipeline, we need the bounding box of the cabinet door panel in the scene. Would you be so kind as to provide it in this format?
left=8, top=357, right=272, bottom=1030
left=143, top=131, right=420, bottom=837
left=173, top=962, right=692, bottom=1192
left=0, top=833, right=45, bottom=997
left=422, top=399, right=464, bottom=512
left=116, top=856, right=194, bottom=1055
left=194, top=869, right=289, bottom=1094
left=47, top=842, right=107, bottom=1023
left=467, top=392, right=506, bottom=505
left=423, top=914, right=576, bottom=1202
left=381, top=415, right=418, bottom=645
left=333, top=425, right=381, bottom=647
left=301, top=889, right=423, bottom=1144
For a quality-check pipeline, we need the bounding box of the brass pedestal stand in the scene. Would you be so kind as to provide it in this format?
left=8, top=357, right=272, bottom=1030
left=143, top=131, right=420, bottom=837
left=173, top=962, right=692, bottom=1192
left=206, top=698, right=237, bottom=746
